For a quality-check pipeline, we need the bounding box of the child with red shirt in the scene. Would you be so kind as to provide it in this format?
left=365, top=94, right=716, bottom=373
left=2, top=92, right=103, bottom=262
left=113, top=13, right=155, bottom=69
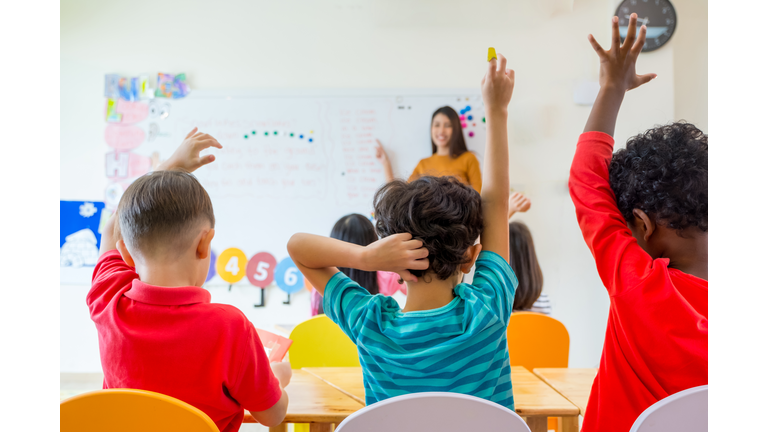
left=569, top=14, right=708, bottom=432
left=88, top=129, right=292, bottom=431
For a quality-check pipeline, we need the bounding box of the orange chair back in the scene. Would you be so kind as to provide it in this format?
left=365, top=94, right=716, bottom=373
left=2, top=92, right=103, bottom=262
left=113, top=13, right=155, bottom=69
left=507, top=311, right=570, bottom=371
left=60, top=388, right=219, bottom=432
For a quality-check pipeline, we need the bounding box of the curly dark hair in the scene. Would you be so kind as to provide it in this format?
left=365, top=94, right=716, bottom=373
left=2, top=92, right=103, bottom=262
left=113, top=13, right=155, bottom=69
left=373, top=176, right=483, bottom=280
left=609, top=121, right=707, bottom=232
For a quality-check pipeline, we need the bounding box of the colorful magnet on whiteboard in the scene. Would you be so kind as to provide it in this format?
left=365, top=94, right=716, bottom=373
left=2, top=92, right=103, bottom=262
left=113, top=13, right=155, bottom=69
left=468, top=131, right=475, bottom=137
left=275, top=257, right=304, bottom=294
left=310, top=130, right=314, bottom=134
left=247, top=252, right=278, bottom=288
left=206, top=250, right=218, bottom=282
left=473, top=123, right=476, bottom=127
left=274, top=131, right=278, bottom=135
left=299, top=135, right=304, bottom=139
left=290, top=133, right=294, bottom=137
left=467, top=115, right=473, bottom=120
left=252, top=131, right=256, bottom=134
left=461, top=122, right=467, bottom=128
left=244, top=135, right=248, bottom=139
left=460, top=115, right=466, bottom=121
left=216, top=248, right=248, bottom=284
left=482, top=117, right=486, bottom=123
left=465, top=106, right=471, bottom=111
left=487, top=47, right=496, bottom=62
left=265, top=132, right=269, bottom=136
left=309, top=138, right=314, bottom=143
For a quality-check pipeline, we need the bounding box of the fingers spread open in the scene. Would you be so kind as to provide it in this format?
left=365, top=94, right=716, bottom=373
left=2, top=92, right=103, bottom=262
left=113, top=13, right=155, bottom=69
left=630, top=25, right=647, bottom=57
left=636, top=73, right=657, bottom=87
left=624, top=13, right=637, bottom=51
left=611, top=16, right=621, bottom=51
left=588, top=34, right=606, bottom=58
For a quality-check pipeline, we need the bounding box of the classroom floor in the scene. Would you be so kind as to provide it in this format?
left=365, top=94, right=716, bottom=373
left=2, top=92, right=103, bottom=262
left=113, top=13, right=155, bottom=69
left=60, top=373, right=269, bottom=431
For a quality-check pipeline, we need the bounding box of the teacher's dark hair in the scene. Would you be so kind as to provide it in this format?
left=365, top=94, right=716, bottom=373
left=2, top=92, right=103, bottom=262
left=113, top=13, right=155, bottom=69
left=508, top=221, right=543, bottom=311
left=431, top=106, right=469, bottom=158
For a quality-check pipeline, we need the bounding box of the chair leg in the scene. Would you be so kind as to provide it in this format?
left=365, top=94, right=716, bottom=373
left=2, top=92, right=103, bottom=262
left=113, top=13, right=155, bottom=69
left=309, top=423, right=333, bottom=432
left=269, top=424, right=288, bottom=432
left=561, top=416, right=579, bottom=432
left=526, top=416, right=548, bottom=432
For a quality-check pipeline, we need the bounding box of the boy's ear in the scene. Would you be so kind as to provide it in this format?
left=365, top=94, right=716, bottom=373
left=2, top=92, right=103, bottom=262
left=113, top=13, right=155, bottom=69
left=460, top=243, right=483, bottom=274
left=632, top=209, right=656, bottom=241
left=197, top=229, right=215, bottom=259
left=116, top=239, right=136, bottom=268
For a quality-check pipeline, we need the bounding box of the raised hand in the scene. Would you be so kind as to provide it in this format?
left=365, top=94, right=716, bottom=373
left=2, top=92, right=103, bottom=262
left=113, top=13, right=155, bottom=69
left=158, top=127, right=223, bottom=173
left=508, top=192, right=531, bottom=219
left=374, top=139, right=395, bottom=182
left=363, top=233, right=429, bottom=282
left=588, top=14, right=657, bottom=92
left=583, top=14, right=656, bottom=135
left=481, top=52, right=515, bottom=114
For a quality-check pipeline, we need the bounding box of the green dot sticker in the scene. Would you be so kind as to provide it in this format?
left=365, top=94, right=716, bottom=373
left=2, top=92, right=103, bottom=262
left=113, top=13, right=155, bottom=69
left=252, top=131, right=256, bottom=135
left=264, top=132, right=268, bottom=136
left=244, top=135, right=248, bottom=139
left=482, top=117, right=486, bottom=123
left=290, top=133, right=294, bottom=137
left=273, top=131, right=278, bottom=135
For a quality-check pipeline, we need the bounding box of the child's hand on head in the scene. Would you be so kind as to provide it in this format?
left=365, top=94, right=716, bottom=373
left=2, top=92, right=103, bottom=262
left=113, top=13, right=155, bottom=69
left=508, top=192, right=531, bottom=218
left=589, top=14, right=657, bottom=92
left=363, top=233, right=429, bottom=283
left=158, top=127, right=223, bottom=173
left=481, top=52, right=514, bottom=114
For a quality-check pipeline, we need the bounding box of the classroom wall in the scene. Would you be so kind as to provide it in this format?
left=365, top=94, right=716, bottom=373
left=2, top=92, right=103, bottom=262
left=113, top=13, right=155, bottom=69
left=61, top=0, right=708, bottom=372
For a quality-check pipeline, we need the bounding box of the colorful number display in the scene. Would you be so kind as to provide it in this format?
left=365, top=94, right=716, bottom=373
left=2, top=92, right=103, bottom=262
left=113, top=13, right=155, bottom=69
left=246, top=252, right=278, bottom=288
left=216, top=248, right=247, bottom=284
left=275, top=257, right=305, bottom=294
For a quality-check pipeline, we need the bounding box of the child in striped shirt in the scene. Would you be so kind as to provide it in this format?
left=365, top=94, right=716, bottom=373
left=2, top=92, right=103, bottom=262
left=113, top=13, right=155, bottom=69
left=288, top=52, right=517, bottom=409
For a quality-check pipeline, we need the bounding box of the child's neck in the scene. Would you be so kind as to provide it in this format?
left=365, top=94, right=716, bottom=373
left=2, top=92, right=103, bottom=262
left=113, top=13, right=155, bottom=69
left=665, top=231, right=708, bottom=281
left=136, top=258, right=201, bottom=288
left=402, top=273, right=460, bottom=312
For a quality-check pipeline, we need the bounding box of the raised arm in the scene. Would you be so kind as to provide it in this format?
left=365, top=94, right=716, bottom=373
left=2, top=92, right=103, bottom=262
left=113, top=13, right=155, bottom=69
left=584, top=15, right=656, bottom=135
left=507, top=192, right=531, bottom=220
left=570, top=14, right=658, bottom=294
left=98, top=210, right=121, bottom=256
left=479, top=52, right=515, bottom=261
left=157, top=127, right=223, bottom=172
left=374, top=139, right=395, bottom=183
left=287, top=233, right=428, bottom=294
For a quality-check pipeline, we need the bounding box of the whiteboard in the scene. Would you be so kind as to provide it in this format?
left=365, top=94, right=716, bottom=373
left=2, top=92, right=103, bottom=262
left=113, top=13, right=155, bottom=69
left=103, top=89, right=487, bottom=288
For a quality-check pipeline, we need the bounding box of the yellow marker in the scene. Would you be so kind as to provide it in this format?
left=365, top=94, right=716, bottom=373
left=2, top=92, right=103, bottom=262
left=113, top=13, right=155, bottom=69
left=488, top=47, right=497, bottom=62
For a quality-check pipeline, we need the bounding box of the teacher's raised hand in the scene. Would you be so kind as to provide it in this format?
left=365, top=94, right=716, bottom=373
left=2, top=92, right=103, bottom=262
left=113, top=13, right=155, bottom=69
left=374, top=139, right=395, bottom=183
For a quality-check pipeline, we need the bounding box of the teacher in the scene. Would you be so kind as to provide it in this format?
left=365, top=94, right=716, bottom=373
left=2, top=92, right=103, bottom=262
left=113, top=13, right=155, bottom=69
left=375, top=106, right=482, bottom=193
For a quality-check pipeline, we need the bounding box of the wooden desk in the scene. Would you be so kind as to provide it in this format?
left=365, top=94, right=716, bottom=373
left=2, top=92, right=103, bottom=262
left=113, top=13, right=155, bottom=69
left=304, top=367, right=580, bottom=432
left=533, top=368, right=597, bottom=416
left=243, top=370, right=363, bottom=432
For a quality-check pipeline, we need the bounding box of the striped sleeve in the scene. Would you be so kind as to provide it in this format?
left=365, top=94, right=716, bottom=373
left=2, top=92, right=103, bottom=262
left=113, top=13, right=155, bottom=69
left=323, top=272, right=377, bottom=342
left=470, top=251, right=518, bottom=323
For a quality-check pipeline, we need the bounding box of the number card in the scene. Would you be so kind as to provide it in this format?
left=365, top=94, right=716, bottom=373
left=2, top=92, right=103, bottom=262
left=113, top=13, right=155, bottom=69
left=216, top=248, right=247, bottom=284
left=247, top=252, right=278, bottom=288
left=275, top=257, right=304, bottom=294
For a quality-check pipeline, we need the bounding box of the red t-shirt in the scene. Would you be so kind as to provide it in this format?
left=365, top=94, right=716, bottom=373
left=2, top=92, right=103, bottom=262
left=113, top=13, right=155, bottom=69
left=87, top=250, right=282, bottom=432
left=569, top=132, right=708, bottom=432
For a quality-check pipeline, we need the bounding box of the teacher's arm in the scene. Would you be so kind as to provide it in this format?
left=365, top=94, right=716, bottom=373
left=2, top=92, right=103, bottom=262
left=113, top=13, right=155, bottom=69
left=375, top=139, right=395, bottom=183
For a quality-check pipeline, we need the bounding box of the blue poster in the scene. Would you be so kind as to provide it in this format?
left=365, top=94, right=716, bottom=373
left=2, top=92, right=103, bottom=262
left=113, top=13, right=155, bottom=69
left=60, top=200, right=106, bottom=268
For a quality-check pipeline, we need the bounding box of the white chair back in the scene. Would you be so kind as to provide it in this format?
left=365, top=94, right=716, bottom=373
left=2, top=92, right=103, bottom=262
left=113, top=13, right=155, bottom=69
left=630, top=385, right=708, bottom=432
left=335, top=392, right=531, bottom=432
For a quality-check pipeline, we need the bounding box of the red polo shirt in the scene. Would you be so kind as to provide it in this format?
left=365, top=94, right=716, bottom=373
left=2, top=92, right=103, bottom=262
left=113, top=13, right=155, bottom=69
left=569, top=132, right=708, bottom=432
left=87, top=250, right=282, bottom=432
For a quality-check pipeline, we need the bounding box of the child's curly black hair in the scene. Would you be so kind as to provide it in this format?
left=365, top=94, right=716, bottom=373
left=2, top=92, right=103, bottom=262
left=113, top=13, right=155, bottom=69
left=609, top=122, right=707, bottom=232
left=373, top=176, right=483, bottom=280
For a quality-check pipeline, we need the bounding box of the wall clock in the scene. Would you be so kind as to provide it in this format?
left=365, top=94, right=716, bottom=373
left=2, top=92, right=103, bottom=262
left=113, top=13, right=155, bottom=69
left=616, top=0, right=677, bottom=52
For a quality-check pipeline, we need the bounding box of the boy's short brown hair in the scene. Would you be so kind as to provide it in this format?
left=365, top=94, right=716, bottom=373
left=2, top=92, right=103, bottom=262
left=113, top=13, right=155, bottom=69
left=117, top=170, right=215, bottom=259
left=373, top=176, right=483, bottom=280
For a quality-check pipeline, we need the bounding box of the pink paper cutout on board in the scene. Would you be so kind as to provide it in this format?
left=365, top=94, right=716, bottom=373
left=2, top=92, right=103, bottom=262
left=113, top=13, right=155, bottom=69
left=105, top=152, right=152, bottom=180
left=116, top=100, right=149, bottom=124
left=105, top=124, right=145, bottom=151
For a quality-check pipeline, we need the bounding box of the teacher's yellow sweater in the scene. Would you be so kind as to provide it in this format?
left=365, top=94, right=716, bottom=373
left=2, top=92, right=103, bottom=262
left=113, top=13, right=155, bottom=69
left=408, top=151, right=482, bottom=193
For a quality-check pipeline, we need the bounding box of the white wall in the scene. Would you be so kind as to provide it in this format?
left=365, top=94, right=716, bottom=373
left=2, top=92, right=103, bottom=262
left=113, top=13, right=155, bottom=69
left=61, top=0, right=707, bottom=372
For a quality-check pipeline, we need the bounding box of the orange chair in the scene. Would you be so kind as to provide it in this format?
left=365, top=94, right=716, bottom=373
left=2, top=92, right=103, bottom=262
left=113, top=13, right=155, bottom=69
left=60, top=388, right=219, bottom=432
left=507, top=311, right=570, bottom=432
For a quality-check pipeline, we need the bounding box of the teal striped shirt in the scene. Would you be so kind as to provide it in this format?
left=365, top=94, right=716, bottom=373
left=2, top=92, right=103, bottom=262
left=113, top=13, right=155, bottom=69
left=323, top=250, right=517, bottom=410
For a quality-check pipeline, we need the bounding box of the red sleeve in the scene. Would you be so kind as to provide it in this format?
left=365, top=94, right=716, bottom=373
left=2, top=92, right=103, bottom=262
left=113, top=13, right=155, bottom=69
left=227, top=322, right=282, bottom=412
left=87, top=250, right=137, bottom=321
left=568, top=131, right=656, bottom=296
